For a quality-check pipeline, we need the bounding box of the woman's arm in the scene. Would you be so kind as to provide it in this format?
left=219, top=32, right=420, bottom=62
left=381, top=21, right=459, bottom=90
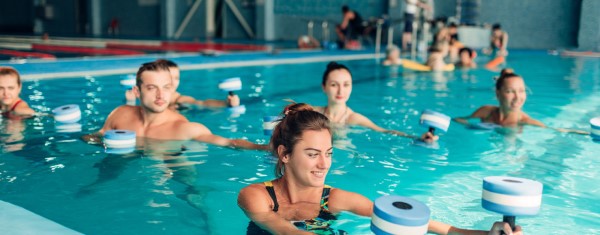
left=453, top=106, right=494, bottom=127
left=176, top=94, right=227, bottom=107
left=429, top=220, right=522, bottom=235
left=238, top=185, right=311, bottom=235
left=349, top=112, right=416, bottom=138
left=522, top=114, right=590, bottom=135
left=189, top=123, right=268, bottom=150
left=327, top=189, right=523, bottom=235
left=349, top=112, right=439, bottom=142
left=13, top=101, right=35, bottom=116
left=328, top=188, right=373, bottom=216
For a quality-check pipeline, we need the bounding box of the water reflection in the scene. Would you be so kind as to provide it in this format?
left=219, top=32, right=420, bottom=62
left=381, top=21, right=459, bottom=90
left=77, top=138, right=213, bottom=233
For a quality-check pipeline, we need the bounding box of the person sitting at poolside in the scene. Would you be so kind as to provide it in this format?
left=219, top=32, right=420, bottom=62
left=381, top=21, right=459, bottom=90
left=237, top=103, right=523, bottom=235
left=454, top=69, right=588, bottom=134
left=382, top=45, right=402, bottom=66
left=297, top=35, right=321, bottom=50
left=0, top=67, right=35, bottom=118
left=85, top=61, right=267, bottom=150
left=456, top=47, right=477, bottom=68
left=125, top=59, right=238, bottom=110
left=316, top=62, right=436, bottom=142
left=483, top=23, right=509, bottom=57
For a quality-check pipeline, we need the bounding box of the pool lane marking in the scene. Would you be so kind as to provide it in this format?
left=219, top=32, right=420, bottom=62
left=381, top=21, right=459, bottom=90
left=19, top=53, right=379, bottom=80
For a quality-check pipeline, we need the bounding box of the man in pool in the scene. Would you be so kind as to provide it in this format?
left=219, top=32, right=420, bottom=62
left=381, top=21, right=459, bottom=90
left=83, top=61, right=267, bottom=150
left=125, top=59, right=239, bottom=110
left=0, top=67, right=35, bottom=118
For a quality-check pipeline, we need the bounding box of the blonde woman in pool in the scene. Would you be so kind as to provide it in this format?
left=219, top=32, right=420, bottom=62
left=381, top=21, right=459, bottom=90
left=454, top=68, right=588, bottom=135
left=315, top=62, right=436, bottom=142
left=0, top=67, right=35, bottom=118
left=382, top=46, right=402, bottom=66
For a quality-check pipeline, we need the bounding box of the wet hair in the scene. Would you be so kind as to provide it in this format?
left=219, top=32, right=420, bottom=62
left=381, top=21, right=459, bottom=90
left=448, top=22, right=457, bottom=28
left=0, top=67, right=21, bottom=86
left=492, top=23, right=502, bottom=30
left=495, top=68, right=520, bottom=90
left=321, top=61, right=352, bottom=86
left=155, top=59, right=178, bottom=68
left=271, top=103, right=331, bottom=178
left=341, top=5, right=350, bottom=13
left=136, top=61, right=171, bottom=87
left=459, top=47, right=474, bottom=58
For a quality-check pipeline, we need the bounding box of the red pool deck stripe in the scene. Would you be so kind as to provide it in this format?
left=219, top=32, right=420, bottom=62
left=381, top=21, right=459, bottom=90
left=161, top=41, right=267, bottom=51
left=107, top=41, right=267, bottom=52
left=105, top=43, right=208, bottom=52
left=0, top=49, right=56, bottom=59
left=31, top=44, right=144, bottom=56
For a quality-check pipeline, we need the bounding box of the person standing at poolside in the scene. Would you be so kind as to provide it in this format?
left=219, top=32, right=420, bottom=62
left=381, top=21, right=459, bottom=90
left=0, top=67, right=35, bottom=118
left=238, top=103, right=523, bottom=235
left=315, top=62, right=437, bottom=142
left=454, top=69, right=588, bottom=134
left=335, top=5, right=366, bottom=49
left=402, top=0, right=432, bottom=51
left=85, top=61, right=267, bottom=150
left=125, top=59, right=239, bottom=110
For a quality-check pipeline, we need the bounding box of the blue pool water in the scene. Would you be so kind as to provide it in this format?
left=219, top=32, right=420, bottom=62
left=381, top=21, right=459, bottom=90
left=1, top=52, right=599, bottom=234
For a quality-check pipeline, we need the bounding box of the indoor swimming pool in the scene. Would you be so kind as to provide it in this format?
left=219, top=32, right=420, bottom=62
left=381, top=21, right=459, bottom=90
left=1, top=51, right=599, bottom=234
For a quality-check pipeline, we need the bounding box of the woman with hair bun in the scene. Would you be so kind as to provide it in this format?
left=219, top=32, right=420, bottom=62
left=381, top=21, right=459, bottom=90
left=237, top=103, right=523, bottom=235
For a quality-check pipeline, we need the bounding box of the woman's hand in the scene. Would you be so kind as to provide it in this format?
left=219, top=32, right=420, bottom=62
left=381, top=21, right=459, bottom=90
left=488, top=222, right=523, bottom=235
left=420, top=131, right=439, bottom=143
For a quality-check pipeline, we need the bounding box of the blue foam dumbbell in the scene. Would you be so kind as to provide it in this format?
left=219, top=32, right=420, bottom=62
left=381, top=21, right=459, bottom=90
left=104, top=130, right=136, bottom=154
left=218, top=77, right=242, bottom=92
left=419, top=109, right=451, bottom=134
left=371, top=195, right=430, bottom=235
left=263, top=116, right=279, bottom=136
left=482, top=176, right=543, bottom=233
left=52, top=104, right=81, bottom=124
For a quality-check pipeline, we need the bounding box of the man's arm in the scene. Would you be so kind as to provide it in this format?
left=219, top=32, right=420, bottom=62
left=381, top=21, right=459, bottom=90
left=81, top=106, right=123, bottom=144
left=188, top=122, right=268, bottom=150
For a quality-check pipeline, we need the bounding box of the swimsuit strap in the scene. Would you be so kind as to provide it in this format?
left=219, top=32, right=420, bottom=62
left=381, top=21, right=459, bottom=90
left=9, top=99, right=22, bottom=112
left=263, top=181, right=279, bottom=212
left=320, top=185, right=332, bottom=211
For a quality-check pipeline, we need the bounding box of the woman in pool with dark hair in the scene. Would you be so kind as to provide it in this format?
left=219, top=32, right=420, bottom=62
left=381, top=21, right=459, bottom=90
left=237, top=103, right=523, bottom=235
left=315, top=61, right=436, bottom=142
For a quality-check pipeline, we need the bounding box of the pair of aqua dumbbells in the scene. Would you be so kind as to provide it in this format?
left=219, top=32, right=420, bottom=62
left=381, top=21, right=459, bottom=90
left=371, top=176, right=543, bottom=235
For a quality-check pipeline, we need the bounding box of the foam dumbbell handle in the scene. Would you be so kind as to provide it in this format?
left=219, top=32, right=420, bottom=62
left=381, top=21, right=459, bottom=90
left=501, top=216, right=516, bottom=235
